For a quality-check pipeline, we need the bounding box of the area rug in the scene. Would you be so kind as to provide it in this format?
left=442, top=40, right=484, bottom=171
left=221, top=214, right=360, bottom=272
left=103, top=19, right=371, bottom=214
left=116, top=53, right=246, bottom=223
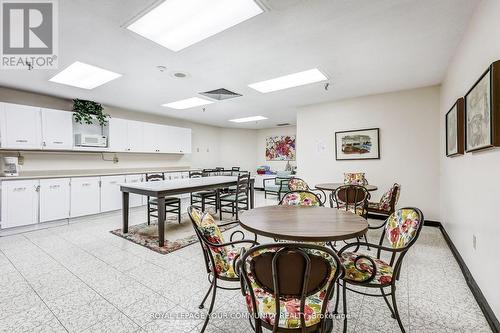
left=110, top=213, right=238, bottom=255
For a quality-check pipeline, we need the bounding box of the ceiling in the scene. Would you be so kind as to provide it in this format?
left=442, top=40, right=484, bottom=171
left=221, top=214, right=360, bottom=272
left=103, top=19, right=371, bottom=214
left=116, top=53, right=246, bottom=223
left=0, top=0, right=479, bottom=129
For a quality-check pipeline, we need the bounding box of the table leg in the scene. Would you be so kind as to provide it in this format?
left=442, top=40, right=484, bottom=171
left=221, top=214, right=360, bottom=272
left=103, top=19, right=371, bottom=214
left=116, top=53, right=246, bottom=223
left=250, top=181, right=255, bottom=209
left=122, top=191, right=129, bottom=233
left=157, top=197, right=166, bottom=247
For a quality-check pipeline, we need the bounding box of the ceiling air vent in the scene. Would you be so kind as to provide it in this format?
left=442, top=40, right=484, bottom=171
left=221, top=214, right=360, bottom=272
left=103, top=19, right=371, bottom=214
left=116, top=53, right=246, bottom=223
left=200, top=88, right=242, bottom=101
left=277, top=123, right=291, bottom=127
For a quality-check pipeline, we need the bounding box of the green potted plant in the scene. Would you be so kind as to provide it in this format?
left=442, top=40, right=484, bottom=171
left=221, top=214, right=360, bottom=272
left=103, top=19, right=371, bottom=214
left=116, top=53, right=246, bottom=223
left=72, top=99, right=110, bottom=126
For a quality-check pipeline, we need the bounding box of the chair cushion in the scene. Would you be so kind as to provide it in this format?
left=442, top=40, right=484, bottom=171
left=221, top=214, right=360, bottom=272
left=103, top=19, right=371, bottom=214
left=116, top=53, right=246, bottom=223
left=244, top=247, right=337, bottom=329
left=220, top=193, right=247, bottom=201
left=149, top=197, right=180, bottom=204
left=281, top=192, right=321, bottom=206
left=288, top=178, right=309, bottom=191
left=337, top=204, right=366, bottom=216
left=367, top=201, right=382, bottom=210
left=195, top=213, right=239, bottom=279
left=340, top=252, right=393, bottom=285
left=192, top=190, right=216, bottom=197
left=343, top=172, right=367, bottom=185
left=385, top=208, right=421, bottom=248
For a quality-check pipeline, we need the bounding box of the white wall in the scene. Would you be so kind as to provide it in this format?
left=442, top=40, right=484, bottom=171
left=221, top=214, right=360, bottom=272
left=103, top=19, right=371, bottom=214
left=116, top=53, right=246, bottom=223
left=297, top=86, right=441, bottom=220
left=217, top=128, right=258, bottom=172
left=256, top=126, right=297, bottom=172
left=440, top=0, right=500, bottom=318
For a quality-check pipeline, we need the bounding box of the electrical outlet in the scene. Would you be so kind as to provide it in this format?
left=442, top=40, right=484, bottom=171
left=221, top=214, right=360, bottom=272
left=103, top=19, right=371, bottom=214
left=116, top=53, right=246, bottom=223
left=473, top=234, right=477, bottom=250
left=17, top=155, right=24, bottom=165
left=196, top=147, right=200, bottom=152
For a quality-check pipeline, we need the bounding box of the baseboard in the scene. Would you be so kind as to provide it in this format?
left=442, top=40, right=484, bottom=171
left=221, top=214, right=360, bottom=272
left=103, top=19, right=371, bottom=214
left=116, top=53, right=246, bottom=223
left=436, top=222, right=500, bottom=333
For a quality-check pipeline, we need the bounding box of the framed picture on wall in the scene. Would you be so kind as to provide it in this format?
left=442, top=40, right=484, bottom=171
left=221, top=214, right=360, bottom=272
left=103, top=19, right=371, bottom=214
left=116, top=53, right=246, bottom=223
left=446, top=98, right=465, bottom=157
left=335, top=128, right=380, bottom=160
left=464, top=60, right=500, bottom=152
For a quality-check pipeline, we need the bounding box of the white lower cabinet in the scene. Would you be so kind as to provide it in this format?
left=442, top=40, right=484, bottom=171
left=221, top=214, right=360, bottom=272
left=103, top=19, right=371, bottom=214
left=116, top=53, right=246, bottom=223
left=0, top=180, right=39, bottom=228
left=70, top=177, right=101, bottom=218
left=39, top=178, right=70, bottom=222
left=100, top=175, right=126, bottom=212
left=125, top=174, right=144, bottom=208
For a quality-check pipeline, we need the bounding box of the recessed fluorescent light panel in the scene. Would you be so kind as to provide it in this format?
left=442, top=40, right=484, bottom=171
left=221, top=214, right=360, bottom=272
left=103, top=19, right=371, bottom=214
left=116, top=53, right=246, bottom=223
left=248, top=68, right=327, bottom=93
left=49, top=61, right=122, bottom=89
left=162, top=97, right=214, bottom=110
left=229, top=116, right=268, bottom=123
left=127, top=0, right=263, bottom=52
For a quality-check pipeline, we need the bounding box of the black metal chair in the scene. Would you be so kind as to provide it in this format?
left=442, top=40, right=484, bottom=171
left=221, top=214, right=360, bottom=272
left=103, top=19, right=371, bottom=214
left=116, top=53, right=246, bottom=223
left=190, top=170, right=218, bottom=213
left=335, top=207, right=424, bottom=333
left=331, top=185, right=371, bottom=250
left=219, top=173, right=250, bottom=220
left=231, top=166, right=240, bottom=175
left=239, top=243, right=343, bottom=333
left=367, top=183, right=401, bottom=224
left=146, top=173, right=181, bottom=224
left=187, top=206, right=258, bottom=333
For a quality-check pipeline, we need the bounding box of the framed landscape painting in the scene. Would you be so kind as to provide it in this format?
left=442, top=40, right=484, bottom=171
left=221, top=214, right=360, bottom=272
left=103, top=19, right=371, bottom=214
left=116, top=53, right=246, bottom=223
left=465, top=61, right=500, bottom=152
left=335, top=128, right=380, bottom=160
left=446, top=98, right=464, bottom=157
left=266, top=135, right=296, bottom=161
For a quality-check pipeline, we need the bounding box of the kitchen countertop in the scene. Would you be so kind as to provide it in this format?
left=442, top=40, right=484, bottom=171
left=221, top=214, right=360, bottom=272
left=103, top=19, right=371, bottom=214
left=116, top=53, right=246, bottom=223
left=0, top=167, right=199, bottom=181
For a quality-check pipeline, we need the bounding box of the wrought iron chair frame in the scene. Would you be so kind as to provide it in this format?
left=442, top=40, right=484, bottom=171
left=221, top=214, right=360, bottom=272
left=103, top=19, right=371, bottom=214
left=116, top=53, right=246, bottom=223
left=334, top=207, right=424, bottom=333
left=279, top=190, right=325, bottom=207
left=239, top=242, right=344, bottom=333
left=187, top=206, right=258, bottom=333
left=367, top=183, right=401, bottom=230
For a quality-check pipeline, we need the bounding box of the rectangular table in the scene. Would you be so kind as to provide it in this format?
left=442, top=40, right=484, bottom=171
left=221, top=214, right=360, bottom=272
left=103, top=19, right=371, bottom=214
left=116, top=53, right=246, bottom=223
left=120, top=176, right=255, bottom=247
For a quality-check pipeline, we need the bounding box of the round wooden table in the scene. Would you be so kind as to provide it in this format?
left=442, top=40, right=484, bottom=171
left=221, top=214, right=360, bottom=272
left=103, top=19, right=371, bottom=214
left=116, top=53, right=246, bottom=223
left=315, top=183, right=378, bottom=192
left=239, top=206, right=368, bottom=242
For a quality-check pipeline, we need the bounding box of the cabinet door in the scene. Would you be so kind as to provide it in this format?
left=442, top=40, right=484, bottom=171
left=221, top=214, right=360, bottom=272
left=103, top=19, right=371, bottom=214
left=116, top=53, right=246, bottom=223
left=41, top=109, right=73, bottom=150
left=0, top=103, right=42, bottom=149
left=142, top=123, right=160, bottom=153
left=108, top=118, right=128, bottom=152
left=178, top=128, right=192, bottom=153
left=125, top=174, right=144, bottom=207
left=0, top=180, right=39, bottom=229
left=126, top=121, right=144, bottom=152
left=100, top=175, right=126, bottom=212
left=70, top=177, right=100, bottom=218
left=39, top=178, right=70, bottom=222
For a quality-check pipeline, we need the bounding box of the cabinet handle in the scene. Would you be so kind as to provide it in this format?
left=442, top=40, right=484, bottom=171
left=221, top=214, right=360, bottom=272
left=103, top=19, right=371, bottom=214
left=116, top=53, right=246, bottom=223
left=49, top=185, right=60, bottom=189
left=15, top=139, right=28, bottom=143
left=109, top=181, right=117, bottom=184
left=35, top=185, right=40, bottom=192
left=53, top=141, right=63, bottom=144
left=42, top=141, right=47, bottom=146
left=82, top=183, right=91, bottom=187
left=13, top=187, right=26, bottom=191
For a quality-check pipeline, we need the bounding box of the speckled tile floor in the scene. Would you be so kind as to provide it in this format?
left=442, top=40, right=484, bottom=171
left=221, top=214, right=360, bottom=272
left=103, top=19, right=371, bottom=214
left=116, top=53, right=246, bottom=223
left=0, top=192, right=492, bottom=332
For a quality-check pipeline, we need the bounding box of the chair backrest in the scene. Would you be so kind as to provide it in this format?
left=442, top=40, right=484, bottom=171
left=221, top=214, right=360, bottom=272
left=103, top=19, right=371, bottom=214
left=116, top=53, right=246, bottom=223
left=280, top=191, right=323, bottom=207
left=384, top=207, right=423, bottom=249
left=145, top=173, right=165, bottom=182
left=379, top=183, right=401, bottom=212
left=235, top=173, right=250, bottom=198
left=187, top=206, right=231, bottom=276
left=343, top=172, right=368, bottom=185
left=231, top=166, right=240, bottom=171
left=240, top=243, right=342, bottom=332
left=332, top=185, right=370, bottom=217
left=288, top=177, right=310, bottom=191
left=189, top=170, right=203, bottom=178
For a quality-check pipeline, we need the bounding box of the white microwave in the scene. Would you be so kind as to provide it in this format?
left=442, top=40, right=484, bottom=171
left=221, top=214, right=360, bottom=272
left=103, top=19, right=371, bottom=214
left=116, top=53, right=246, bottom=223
left=74, top=134, right=108, bottom=147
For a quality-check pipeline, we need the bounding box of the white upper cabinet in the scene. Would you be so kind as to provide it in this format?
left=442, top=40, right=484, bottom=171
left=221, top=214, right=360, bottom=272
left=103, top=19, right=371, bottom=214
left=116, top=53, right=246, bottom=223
left=39, top=178, right=70, bottom=222
left=108, top=117, right=128, bottom=152
left=165, top=126, right=192, bottom=153
left=41, top=108, right=73, bottom=150
left=178, top=127, right=192, bottom=153
left=0, top=103, right=42, bottom=149
left=126, top=120, right=144, bottom=152
left=143, top=122, right=162, bottom=153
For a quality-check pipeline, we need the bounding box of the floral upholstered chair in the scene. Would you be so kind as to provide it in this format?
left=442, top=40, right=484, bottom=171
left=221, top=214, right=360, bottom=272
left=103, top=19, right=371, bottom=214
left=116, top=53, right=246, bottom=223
left=288, top=177, right=327, bottom=205
left=187, top=206, right=258, bottom=332
left=343, top=172, right=368, bottom=186
left=239, top=243, right=343, bottom=333
left=336, top=207, right=424, bottom=333
left=279, top=190, right=323, bottom=207
left=367, top=183, right=401, bottom=220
